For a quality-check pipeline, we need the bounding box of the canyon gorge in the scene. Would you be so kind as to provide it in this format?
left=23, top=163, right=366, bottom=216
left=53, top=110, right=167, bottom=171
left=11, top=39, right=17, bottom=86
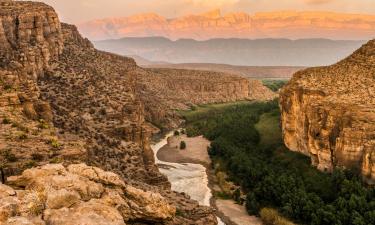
left=0, top=0, right=276, bottom=224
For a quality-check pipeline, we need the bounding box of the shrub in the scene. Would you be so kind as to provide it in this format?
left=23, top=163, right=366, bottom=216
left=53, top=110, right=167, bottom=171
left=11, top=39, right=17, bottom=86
left=180, top=141, right=186, bottom=150
left=49, top=139, right=61, bottom=149
left=260, top=208, right=295, bottom=225
left=38, top=119, right=49, bottom=129
left=18, top=133, right=28, bottom=140
left=2, top=118, right=11, bottom=124
left=174, top=130, right=180, bottom=136
left=246, top=193, right=260, bottom=215
left=3, top=149, right=17, bottom=162
left=31, top=153, right=44, bottom=161
left=25, top=160, right=36, bottom=169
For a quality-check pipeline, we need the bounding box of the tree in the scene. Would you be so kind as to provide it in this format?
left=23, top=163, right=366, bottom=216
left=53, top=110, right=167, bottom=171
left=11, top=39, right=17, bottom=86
left=246, top=193, right=260, bottom=215
left=180, top=141, right=186, bottom=150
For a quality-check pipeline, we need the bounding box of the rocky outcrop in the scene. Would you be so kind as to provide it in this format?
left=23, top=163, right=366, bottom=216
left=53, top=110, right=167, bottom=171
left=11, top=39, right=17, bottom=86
left=0, top=163, right=175, bottom=224
left=137, top=68, right=276, bottom=129
left=0, top=0, right=85, bottom=177
left=79, top=9, right=375, bottom=41
left=279, top=39, right=375, bottom=183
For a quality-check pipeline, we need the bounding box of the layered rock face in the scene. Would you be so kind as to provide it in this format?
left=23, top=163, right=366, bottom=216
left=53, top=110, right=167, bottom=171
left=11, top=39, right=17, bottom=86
left=280, top=40, right=375, bottom=183
left=0, top=163, right=175, bottom=224
left=0, top=1, right=217, bottom=224
left=0, top=0, right=85, bottom=177
left=79, top=9, right=375, bottom=41
left=137, top=68, right=276, bottom=129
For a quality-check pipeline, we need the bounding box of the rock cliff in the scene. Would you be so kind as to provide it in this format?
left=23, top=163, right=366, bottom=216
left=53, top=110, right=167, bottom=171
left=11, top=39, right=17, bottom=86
left=0, top=1, right=217, bottom=224
left=137, top=68, right=276, bottom=129
left=279, top=39, right=375, bottom=183
left=79, top=9, right=375, bottom=41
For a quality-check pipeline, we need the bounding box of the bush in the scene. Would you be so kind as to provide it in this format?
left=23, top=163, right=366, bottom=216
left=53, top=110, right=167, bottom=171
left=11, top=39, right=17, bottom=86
left=180, top=141, right=186, bottom=150
left=2, top=118, right=11, bottom=124
left=49, top=139, right=61, bottom=149
left=246, top=193, right=260, bottom=215
left=18, top=133, right=28, bottom=140
left=260, top=208, right=295, bottom=225
left=3, top=149, right=17, bottom=162
left=174, top=130, right=180, bottom=136
left=31, top=153, right=44, bottom=161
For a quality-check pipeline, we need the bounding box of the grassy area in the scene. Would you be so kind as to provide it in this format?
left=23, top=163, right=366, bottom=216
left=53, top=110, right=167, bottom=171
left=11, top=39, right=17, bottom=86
left=262, top=80, right=288, bottom=92
left=255, top=110, right=282, bottom=146
left=178, top=100, right=254, bottom=123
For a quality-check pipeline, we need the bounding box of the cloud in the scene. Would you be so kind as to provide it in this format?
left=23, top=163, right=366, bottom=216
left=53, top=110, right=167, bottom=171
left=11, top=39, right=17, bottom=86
left=304, top=0, right=335, bottom=5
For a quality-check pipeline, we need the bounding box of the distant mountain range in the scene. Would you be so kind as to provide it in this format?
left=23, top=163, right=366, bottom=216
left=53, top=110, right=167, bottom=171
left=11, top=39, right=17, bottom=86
left=78, top=9, right=375, bottom=41
left=94, top=37, right=365, bottom=66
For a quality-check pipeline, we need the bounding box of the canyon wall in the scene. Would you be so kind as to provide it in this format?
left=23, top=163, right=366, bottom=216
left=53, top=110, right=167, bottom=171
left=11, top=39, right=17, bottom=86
left=280, top=40, right=375, bottom=183
left=0, top=1, right=217, bottom=224
left=137, top=68, right=276, bottom=129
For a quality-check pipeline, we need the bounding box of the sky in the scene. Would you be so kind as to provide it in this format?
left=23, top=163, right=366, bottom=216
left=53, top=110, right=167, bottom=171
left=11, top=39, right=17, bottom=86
left=33, top=0, right=375, bottom=23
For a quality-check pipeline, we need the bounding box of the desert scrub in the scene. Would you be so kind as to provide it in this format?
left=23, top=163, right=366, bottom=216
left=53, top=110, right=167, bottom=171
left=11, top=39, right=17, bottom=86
left=31, top=153, right=44, bottom=161
left=260, top=208, right=295, bottom=225
left=179, top=141, right=186, bottom=150
left=48, top=139, right=61, bottom=149
left=24, top=160, right=37, bottom=169
left=37, top=119, right=49, bottom=129
left=2, top=117, right=11, bottom=124
left=18, top=132, right=28, bottom=140
left=2, top=149, right=17, bottom=162
left=49, top=157, right=62, bottom=164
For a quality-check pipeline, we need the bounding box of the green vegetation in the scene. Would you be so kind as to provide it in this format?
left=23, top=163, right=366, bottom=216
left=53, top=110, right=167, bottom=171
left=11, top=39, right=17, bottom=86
left=2, top=149, right=17, bottom=162
left=31, top=153, right=44, bottom=161
left=260, top=208, right=296, bottom=225
left=184, top=100, right=375, bottom=225
left=180, top=141, right=186, bottom=150
left=18, top=132, right=28, bottom=140
left=48, top=139, right=61, bottom=149
left=174, top=130, right=180, bottom=136
left=262, top=80, right=288, bottom=92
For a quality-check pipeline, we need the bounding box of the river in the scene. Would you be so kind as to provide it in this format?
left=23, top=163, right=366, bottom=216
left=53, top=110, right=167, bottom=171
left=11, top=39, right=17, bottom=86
left=151, top=131, right=225, bottom=225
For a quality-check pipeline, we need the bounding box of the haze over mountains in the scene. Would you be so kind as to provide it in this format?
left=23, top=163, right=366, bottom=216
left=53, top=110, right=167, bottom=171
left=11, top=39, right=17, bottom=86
left=94, top=37, right=365, bottom=67
left=78, top=9, right=375, bottom=41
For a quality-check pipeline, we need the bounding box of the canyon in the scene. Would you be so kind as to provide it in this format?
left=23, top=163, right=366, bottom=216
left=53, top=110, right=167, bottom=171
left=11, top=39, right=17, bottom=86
left=78, top=9, right=375, bottom=41
left=0, top=1, right=276, bottom=224
left=279, top=39, right=375, bottom=183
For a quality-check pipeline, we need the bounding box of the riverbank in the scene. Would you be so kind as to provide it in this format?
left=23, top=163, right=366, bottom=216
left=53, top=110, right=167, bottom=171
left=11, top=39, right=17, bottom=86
left=157, top=134, right=263, bottom=225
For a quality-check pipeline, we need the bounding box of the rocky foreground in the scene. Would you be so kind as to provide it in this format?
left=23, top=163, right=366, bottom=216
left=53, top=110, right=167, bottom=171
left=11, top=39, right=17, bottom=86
left=0, top=0, right=275, bottom=224
left=280, top=39, right=375, bottom=183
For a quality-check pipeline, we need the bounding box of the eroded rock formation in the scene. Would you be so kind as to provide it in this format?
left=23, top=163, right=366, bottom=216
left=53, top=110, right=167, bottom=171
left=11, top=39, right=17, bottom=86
left=0, top=1, right=218, bottom=224
left=137, top=68, right=276, bottom=129
left=0, top=163, right=175, bottom=224
left=280, top=39, right=375, bottom=183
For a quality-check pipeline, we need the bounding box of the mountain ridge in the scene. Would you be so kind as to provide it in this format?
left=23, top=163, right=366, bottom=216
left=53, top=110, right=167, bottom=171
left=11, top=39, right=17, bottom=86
left=78, top=9, right=375, bottom=41
left=94, top=37, right=365, bottom=67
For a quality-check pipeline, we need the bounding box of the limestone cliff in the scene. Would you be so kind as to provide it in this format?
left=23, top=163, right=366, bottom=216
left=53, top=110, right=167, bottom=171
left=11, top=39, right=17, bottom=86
left=79, top=9, right=375, bottom=41
left=137, top=68, right=276, bottom=129
left=0, top=1, right=217, bottom=224
left=280, top=39, right=375, bottom=183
